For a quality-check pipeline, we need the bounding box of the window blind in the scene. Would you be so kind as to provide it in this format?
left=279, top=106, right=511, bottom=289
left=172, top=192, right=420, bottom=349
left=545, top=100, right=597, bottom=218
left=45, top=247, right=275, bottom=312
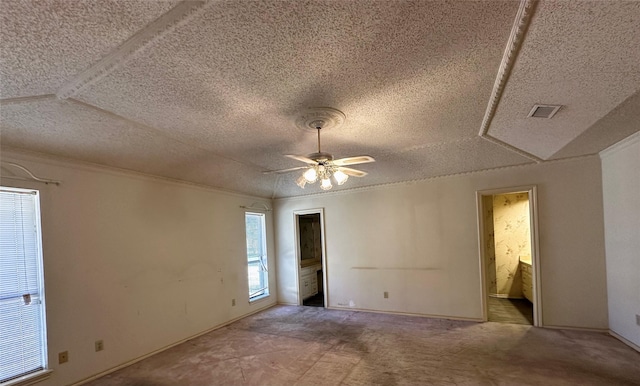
left=0, top=188, right=47, bottom=383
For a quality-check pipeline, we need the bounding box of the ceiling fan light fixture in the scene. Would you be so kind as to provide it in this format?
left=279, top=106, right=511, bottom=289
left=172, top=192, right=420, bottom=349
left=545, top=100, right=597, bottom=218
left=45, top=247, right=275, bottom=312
left=303, top=167, right=318, bottom=183
left=333, top=169, right=348, bottom=185
left=296, top=175, right=308, bottom=188
left=320, top=178, right=333, bottom=190
left=266, top=107, right=374, bottom=191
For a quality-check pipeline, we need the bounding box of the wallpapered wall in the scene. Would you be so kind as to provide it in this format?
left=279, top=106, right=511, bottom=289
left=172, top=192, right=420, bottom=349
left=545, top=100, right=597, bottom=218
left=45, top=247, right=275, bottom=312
left=487, top=192, right=531, bottom=297
left=483, top=196, right=497, bottom=295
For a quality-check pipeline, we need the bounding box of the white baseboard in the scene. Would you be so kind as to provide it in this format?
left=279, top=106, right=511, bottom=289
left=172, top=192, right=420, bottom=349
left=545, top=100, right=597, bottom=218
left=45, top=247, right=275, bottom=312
left=542, top=325, right=608, bottom=333
left=72, top=303, right=277, bottom=386
left=609, top=330, right=640, bottom=353
left=326, top=305, right=483, bottom=322
left=277, top=301, right=299, bottom=306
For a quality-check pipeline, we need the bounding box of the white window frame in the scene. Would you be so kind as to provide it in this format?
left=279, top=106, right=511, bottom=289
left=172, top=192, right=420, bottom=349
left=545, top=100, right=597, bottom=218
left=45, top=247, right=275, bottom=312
left=244, top=212, right=269, bottom=302
left=0, top=187, right=51, bottom=386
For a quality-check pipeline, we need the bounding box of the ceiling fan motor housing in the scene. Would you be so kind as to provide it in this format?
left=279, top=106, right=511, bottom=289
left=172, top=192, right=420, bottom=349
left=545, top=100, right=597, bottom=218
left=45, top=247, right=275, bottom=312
left=308, top=152, right=334, bottom=162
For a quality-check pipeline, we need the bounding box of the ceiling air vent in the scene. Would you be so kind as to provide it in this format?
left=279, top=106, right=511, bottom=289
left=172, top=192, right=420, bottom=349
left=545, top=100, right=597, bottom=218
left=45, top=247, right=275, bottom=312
left=528, top=104, right=562, bottom=119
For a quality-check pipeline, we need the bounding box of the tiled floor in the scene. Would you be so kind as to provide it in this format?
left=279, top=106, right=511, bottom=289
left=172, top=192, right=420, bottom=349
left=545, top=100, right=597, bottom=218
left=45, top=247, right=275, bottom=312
left=86, top=305, right=640, bottom=386
left=488, top=296, right=533, bottom=325
left=303, top=292, right=324, bottom=307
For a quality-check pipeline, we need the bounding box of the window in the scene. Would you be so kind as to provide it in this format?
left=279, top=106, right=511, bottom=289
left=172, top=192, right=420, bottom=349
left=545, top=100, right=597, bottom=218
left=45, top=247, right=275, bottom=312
left=245, top=213, right=269, bottom=301
left=0, top=187, right=48, bottom=384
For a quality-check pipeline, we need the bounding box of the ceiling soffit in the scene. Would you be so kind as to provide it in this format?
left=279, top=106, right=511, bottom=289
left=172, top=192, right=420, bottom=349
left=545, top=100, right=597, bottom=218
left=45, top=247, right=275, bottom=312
left=73, top=1, right=517, bottom=158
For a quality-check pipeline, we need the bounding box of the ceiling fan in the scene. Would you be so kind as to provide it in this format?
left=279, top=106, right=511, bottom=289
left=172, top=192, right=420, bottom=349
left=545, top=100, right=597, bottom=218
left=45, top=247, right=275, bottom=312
left=264, top=108, right=375, bottom=190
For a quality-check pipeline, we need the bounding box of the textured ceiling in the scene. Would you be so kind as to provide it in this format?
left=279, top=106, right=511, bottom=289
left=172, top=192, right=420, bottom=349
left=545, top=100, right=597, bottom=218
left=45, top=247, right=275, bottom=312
left=487, top=0, right=640, bottom=160
left=1, top=0, right=639, bottom=198
left=0, top=0, right=179, bottom=98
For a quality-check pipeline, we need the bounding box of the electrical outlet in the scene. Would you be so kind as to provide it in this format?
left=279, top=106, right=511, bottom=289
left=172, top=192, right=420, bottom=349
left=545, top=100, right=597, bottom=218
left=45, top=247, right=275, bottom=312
left=58, top=351, right=69, bottom=364
left=95, top=340, right=104, bottom=352
left=636, top=314, right=640, bottom=326
left=384, top=291, right=389, bottom=299
left=232, top=298, right=236, bottom=306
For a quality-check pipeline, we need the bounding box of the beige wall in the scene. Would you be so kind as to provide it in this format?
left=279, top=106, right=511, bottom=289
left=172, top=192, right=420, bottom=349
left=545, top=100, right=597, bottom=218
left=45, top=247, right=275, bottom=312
left=0, top=145, right=618, bottom=385
left=492, top=192, right=531, bottom=298
left=0, top=150, right=276, bottom=385
left=601, top=132, right=640, bottom=348
left=275, top=156, right=608, bottom=329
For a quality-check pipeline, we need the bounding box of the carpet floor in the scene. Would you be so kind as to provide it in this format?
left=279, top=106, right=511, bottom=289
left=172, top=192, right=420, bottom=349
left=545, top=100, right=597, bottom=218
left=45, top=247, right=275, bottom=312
left=86, top=305, right=640, bottom=385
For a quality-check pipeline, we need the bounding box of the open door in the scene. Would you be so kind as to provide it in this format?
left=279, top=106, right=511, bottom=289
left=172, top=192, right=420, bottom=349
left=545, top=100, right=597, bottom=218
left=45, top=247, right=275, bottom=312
left=477, top=186, right=542, bottom=326
left=294, top=209, right=327, bottom=307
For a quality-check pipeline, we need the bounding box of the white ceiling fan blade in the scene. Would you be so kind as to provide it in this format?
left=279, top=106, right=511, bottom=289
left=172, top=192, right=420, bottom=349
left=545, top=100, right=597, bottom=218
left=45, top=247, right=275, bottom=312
left=262, top=166, right=309, bottom=175
left=338, top=167, right=368, bottom=177
left=285, top=154, right=318, bottom=164
left=332, top=155, right=375, bottom=166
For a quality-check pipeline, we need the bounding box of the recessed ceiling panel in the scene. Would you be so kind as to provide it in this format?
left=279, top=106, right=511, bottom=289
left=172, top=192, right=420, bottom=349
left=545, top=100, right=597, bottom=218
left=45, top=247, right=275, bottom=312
left=76, top=0, right=518, bottom=163
left=490, top=71, right=640, bottom=159
left=487, top=1, right=640, bottom=160
left=0, top=0, right=178, bottom=98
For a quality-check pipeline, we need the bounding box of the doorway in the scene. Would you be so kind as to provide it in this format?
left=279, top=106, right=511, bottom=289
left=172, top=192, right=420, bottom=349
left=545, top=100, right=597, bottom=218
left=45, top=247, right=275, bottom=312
left=294, top=209, right=327, bottom=307
left=477, top=186, right=541, bottom=326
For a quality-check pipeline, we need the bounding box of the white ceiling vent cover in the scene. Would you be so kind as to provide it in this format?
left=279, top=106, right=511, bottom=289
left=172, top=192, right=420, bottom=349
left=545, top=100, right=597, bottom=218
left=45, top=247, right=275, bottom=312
left=528, top=104, right=562, bottom=119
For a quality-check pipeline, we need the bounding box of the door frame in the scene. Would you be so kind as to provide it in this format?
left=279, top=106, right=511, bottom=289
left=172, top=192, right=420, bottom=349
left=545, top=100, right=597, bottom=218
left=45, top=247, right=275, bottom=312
left=293, top=208, right=328, bottom=307
left=476, top=185, right=542, bottom=326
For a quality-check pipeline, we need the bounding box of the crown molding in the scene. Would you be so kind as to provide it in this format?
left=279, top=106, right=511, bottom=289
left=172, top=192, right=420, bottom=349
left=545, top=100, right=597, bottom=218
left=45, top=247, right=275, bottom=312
left=56, top=1, right=209, bottom=99
left=478, top=0, right=540, bottom=162
left=479, top=0, right=537, bottom=137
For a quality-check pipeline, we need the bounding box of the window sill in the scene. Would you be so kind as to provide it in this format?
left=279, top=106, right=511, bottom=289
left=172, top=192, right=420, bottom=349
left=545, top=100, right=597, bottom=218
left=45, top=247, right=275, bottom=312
left=2, top=370, right=52, bottom=386
left=249, top=293, right=270, bottom=303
